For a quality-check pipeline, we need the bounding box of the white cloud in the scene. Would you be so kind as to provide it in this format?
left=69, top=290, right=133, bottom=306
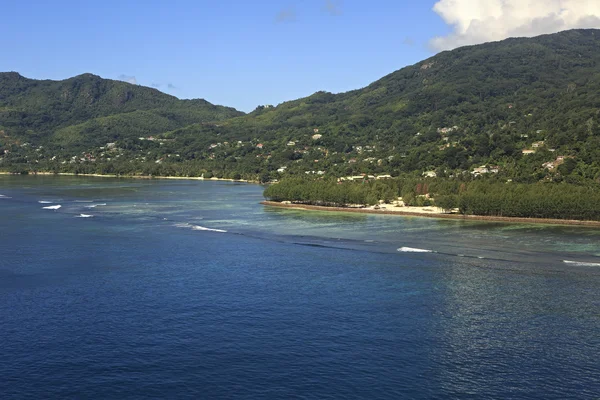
left=430, top=0, right=600, bottom=51
left=118, top=74, right=137, bottom=85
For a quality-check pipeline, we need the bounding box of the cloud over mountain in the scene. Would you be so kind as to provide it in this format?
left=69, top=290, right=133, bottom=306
left=430, top=0, right=600, bottom=51
left=118, top=74, right=138, bottom=85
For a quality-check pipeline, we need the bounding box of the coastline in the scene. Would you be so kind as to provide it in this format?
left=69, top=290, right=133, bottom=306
left=0, top=171, right=257, bottom=183
left=4, top=170, right=599, bottom=227
left=261, top=201, right=600, bottom=228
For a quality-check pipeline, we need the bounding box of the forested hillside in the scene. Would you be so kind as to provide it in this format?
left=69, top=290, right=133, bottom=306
left=2, top=29, right=600, bottom=183
left=0, top=72, right=243, bottom=148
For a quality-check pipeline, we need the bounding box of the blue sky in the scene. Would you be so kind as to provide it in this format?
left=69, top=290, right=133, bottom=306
left=3, top=0, right=599, bottom=112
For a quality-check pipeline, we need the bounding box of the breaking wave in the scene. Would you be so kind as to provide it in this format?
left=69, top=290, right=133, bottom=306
left=398, top=247, right=433, bottom=253
left=563, top=260, right=600, bottom=267
left=38, top=200, right=54, bottom=204
left=174, top=222, right=227, bottom=233
left=85, top=203, right=107, bottom=208
left=76, top=214, right=94, bottom=218
left=42, top=205, right=62, bottom=210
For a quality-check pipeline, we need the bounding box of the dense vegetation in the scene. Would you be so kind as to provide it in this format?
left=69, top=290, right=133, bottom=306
left=2, top=29, right=600, bottom=219
left=131, top=29, right=600, bottom=183
left=0, top=72, right=243, bottom=148
left=264, top=176, right=600, bottom=221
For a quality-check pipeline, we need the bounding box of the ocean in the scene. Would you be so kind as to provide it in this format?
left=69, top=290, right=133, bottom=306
left=1, top=176, right=599, bottom=399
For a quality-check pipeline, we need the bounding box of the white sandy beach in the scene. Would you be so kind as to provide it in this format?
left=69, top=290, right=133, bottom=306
left=365, top=202, right=446, bottom=215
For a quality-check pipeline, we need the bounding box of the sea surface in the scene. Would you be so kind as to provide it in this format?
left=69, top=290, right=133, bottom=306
left=1, top=175, right=599, bottom=399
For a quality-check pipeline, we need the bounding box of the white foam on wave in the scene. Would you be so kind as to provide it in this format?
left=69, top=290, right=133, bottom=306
left=563, top=260, right=600, bottom=267
left=85, top=203, right=106, bottom=208
left=76, top=214, right=94, bottom=218
left=43, top=205, right=62, bottom=210
left=174, top=222, right=227, bottom=233
left=0, top=194, right=11, bottom=199
left=398, top=247, right=433, bottom=253
left=192, top=225, right=227, bottom=233
left=38, top=200, right=54, bottom=204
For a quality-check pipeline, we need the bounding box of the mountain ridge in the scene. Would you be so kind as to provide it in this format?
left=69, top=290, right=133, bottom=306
left=1, top=29, right=600, bottom=182
left=0, top=71, right=245, bottom=147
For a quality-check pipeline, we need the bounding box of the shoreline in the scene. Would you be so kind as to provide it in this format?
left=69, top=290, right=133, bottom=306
left=261, top=201, right=600, bottom=228
left=4, top=171, right=599, bottom=227
left=0, top=171, right=257, bottom=183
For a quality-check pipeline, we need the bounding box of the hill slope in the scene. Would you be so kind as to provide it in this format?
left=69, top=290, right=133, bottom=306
left=147, top=29, right=599, bottom=181
left=0, top=72, right=243, bottom=147
left=2, top=29, right=600, bottom=182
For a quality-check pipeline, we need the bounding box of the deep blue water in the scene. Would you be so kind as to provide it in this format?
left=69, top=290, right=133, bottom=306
left=1, top=176, right=599, bottom=399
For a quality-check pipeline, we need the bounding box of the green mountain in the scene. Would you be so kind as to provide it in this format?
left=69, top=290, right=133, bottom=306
left=0, top=72, right=244, bottom=147
left=2, top=29, right=600, bottom=182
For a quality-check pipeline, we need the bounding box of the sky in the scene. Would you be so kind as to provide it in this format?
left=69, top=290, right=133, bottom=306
left=2, top=0, right=600, bottom=112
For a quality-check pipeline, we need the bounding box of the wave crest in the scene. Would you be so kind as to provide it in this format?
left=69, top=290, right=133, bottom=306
left=398, top=247, right=433, bottom=253
left=174, top=222, right=227, bottom=233
left=85, top=203, right=107, bottom=208
left=563, top=260, right=600, bottom=267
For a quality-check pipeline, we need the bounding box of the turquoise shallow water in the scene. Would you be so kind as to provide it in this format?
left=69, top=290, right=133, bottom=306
left=1, top=176, right=599, bottom=399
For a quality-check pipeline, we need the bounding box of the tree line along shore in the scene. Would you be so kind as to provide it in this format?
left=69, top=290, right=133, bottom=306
left=263, top=176, right=600, bottom=223
left=3, top=170, right=600, bottom=224
left=0, top=170, right=253, bottom=182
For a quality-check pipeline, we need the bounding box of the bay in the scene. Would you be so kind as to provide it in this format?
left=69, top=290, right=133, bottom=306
left=1, top=176, right=599, bottom=399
